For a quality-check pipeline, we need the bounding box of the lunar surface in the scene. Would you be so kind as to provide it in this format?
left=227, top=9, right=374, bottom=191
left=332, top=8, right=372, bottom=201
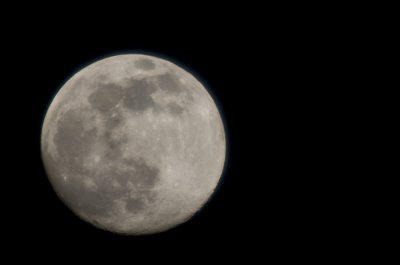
left=41, top=54, right=226, bottom=235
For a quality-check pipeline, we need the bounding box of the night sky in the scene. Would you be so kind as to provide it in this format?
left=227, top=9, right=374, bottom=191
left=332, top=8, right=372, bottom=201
left=2, top=5, right=354, bottom=262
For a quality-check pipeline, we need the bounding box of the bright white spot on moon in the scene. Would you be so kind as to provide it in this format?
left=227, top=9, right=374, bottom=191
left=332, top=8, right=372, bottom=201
left=41, top=54, right=226, bottom=235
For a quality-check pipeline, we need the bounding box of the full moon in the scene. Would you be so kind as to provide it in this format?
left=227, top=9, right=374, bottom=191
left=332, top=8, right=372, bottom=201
left=41, top=54, right=226, bottom=235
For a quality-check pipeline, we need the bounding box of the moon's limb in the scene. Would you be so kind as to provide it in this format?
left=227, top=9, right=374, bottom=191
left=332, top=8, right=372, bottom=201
left=41, top=54, right=226, bottom=235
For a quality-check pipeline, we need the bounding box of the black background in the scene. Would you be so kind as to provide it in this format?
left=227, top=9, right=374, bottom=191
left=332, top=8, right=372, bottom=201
left=2, top=5, right=360, bottom=262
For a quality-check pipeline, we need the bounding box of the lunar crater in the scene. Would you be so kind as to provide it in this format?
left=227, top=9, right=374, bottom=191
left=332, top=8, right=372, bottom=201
left=125, top=198, right=145, bottom=213
left=121, top=78, right=157, bottom=112
left=166, top=102, right=185, bottom=115
left=53, top=108, right=98, bottom=175
left=155, top=72, right=183, bottom=94
left=88, top=83, right=124, bottom=113
left=135, top=58, right=156, bottom=70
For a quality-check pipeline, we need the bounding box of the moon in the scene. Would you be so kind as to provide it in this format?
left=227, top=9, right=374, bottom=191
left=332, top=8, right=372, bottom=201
left=41, top=54, right=226, bottom=235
